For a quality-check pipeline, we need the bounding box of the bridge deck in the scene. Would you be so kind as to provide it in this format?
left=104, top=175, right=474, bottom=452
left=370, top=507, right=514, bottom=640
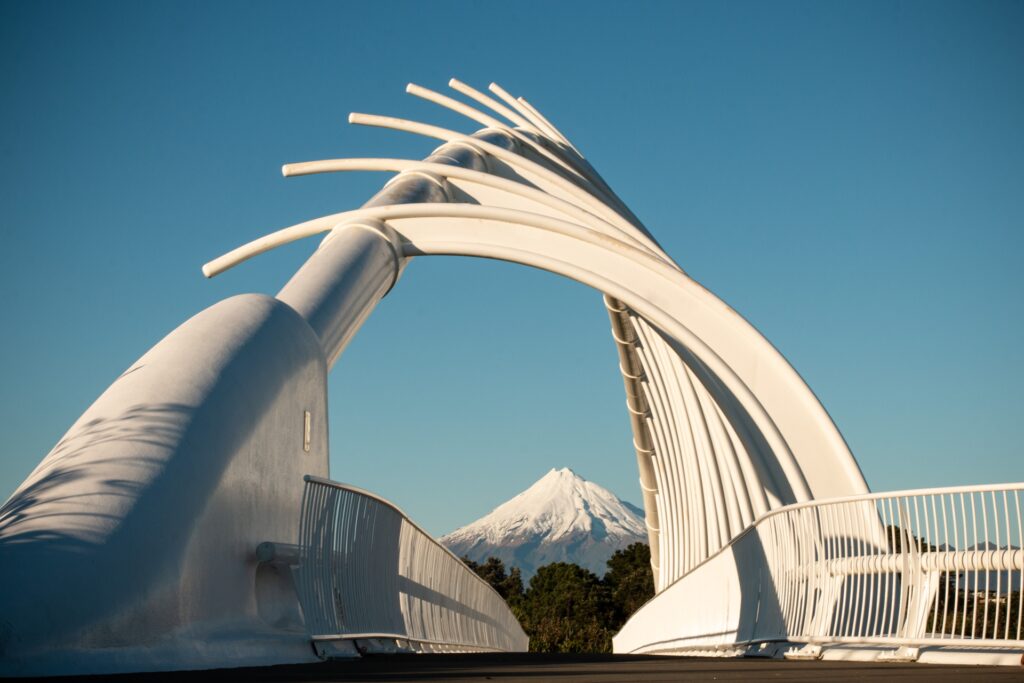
left=36, top=653, right=1023, bottom=682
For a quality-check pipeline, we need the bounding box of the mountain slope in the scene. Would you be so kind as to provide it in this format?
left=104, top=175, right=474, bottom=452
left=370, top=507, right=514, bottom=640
left=440, top=468, right=647, bottom=579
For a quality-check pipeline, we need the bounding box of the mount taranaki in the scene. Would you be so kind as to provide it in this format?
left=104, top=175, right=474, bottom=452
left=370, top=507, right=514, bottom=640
left=440, top=468, right=648, bottom=579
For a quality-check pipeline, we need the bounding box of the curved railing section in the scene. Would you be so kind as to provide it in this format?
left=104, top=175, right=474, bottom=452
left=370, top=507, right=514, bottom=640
left=296, top=476, right=528, bottom=655
left=615, top=482, right=1024, bottom=661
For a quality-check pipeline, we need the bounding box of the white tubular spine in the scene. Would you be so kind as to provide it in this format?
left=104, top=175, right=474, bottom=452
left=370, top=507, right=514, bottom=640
left=447, top=78, right=537, bottom=131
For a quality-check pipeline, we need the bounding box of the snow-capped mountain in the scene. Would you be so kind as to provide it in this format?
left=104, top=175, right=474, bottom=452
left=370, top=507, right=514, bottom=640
left=440, top=467, right=648, bottom=580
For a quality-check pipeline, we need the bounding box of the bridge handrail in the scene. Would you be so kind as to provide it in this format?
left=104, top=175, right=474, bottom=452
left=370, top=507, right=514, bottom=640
left=621, top=482, right=1024, bottom=656
left=652, top=481, right=1024, bottom=600
left=302, top=474, right=512, bottom=606
left=296, top=475, right=528, bottom=654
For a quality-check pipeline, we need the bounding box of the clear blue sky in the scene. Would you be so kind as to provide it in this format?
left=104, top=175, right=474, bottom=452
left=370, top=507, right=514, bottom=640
left=1, top=1, right=1021, bottom=536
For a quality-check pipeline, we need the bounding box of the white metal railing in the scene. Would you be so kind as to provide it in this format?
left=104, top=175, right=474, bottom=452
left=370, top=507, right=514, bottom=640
left=764, top=483, right=1023, bottom=653
left=295, top=476, right=528, bottom=655
left=617, top=482, right=1023, bottom=660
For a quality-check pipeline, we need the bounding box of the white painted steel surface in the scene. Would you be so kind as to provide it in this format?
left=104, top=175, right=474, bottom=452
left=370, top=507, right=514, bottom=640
left=0, top=295, right=329, bottom=676
left=297, top=477, right=528, bottom=654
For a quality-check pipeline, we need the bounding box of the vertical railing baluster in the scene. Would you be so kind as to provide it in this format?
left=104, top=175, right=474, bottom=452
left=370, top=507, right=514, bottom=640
left=1011, top=491, right=1019, bottom=643
left=1002, top=489, right=1011, bottom=641
left=843, top=501, right=851, bottom=643
left=992, top=490, right=1003, bottom=639
left=959, top=491, right=969, bottom=638
left=970, top=491, right=979, bottom=640
left=926, top=493, right=939, bottom=636
left=864, top=498, right=878, bottom=638
left=981, top=491, right=991, bottom=640
left=940, top=493, right=951, bottom=639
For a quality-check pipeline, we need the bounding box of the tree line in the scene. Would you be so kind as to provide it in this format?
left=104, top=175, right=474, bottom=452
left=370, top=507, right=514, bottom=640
left=462, top=542, right=654, bottom=653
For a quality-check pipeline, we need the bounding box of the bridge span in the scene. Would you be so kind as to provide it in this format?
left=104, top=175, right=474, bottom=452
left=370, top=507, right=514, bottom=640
left=0, top=78, right=1020, bottom=675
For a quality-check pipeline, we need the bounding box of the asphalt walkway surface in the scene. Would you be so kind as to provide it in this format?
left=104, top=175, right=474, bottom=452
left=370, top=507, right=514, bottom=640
left=21, top=653, right=1024, bottom=682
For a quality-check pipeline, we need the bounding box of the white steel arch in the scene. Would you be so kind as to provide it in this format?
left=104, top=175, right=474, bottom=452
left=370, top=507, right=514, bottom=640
left=204, top=80, right=871, bottom=592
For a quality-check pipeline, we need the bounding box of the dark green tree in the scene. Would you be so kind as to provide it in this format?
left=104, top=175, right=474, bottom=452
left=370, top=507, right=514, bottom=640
left=604, top=542, right=655, bottom=630
left=460, top=556, right=524, bottom=605
left=460, top=546, right=655, bottom=653
left=517, top=562, right=615, bottom=653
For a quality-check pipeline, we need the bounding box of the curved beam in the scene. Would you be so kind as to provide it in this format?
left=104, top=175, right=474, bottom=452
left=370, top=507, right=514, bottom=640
left=347, top=112, right=657, bottom=248
left=281, top=157, right=663, bottom=259
left=511, top=94, right=653, bottom=238
left=406, top=82, right=507, bottom=131
left=517, top=96, right=577, bottom=151
left=488, top=82, right=567, bottom=145
left=447, top=78, right=537, bottom=132
left=418, top=80, right=626, bottom=219
left=381, top=208, right=815, bottom=500
left=205, top=203, right=871, bottom=507
left=406, top=83, right=594, bottom=188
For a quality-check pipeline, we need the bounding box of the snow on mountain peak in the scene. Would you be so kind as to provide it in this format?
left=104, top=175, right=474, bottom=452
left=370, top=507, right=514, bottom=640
left=440, top=468, right=647, bottom=579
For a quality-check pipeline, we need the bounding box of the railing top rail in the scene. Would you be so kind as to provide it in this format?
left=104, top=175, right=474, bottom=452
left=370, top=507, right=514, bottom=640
left=302, top=474, right=517, bottom=617
left=764, top=481, right=1024, bottom=519
left=304, top=474, right=416, bottom=519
